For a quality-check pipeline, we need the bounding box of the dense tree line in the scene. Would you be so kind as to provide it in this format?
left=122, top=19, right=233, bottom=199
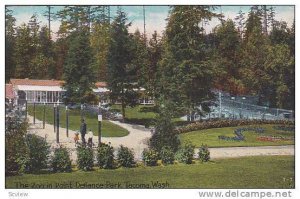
left=5, top=5, right=295, bottom=110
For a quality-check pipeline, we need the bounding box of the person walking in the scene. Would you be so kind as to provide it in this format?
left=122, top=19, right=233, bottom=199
left=80, top=119, right=87, bottom=144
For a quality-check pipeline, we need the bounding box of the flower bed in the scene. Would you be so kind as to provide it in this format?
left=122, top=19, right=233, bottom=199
left=256, top=136, right=294, bottom=142
left=218, top=127, right=265, bottom=142
left=273, top=126, right=295, bottom=132
left=176, top=119, right=294, bottom=134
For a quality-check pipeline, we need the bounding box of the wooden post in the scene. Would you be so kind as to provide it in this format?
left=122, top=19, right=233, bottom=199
left=33, top=101, right=36, bottom=124
left=56, top=104, right=60, bottom=143
left=66, top=105, right=69, bottom=137
left=43, top=102, right=46, bottom=129
left=98, top=104, right=102, bottom=146
left=53, top=104, right=56, bottom=133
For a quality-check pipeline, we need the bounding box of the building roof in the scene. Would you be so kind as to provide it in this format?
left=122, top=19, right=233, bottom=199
left=95, top=82, right=107, bottom=87
left=10, top=79, right=108, bottom=88
left=5, top=84, right=15, bottom=99
left=10, top=78, right=64, bottom=87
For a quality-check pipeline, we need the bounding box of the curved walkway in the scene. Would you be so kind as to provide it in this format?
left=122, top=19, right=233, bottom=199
left=205, top=145, right=294, bottom=160
left=27, top=116, right=152, bottom=161
left=27, top=116, right=294, bottom=162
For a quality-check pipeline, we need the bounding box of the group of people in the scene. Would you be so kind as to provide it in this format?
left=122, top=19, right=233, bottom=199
left=74, top=119, right=94, bottom=147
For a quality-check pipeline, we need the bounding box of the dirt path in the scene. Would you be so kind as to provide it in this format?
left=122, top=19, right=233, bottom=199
left=27, top=116, right=294, bottom=162
left=203, top=145, right=294, bottom=159
left=27, top=116, right=152, bottom=161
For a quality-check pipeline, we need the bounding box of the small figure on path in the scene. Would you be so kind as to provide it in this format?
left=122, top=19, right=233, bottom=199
left=87, top=129, right=93, bottom=148
left=74, top=131, right=80, bottom=147
left=80, top=119, right=87, bottom=144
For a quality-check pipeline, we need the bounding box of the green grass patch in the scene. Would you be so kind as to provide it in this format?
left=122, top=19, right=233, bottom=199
left=28, top=105, right=129, bottom=137
left=179, top=124, right=294, bottom=147
left=5, top=156, right=294, bottom=189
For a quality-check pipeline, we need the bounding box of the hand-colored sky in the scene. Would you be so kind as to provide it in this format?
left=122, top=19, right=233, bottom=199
left=8, top=5, right=294, bottom=39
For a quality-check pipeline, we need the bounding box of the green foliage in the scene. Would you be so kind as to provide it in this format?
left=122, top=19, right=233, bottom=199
left=160, top=147, right=175, bottom=165
left=51, top=146, right=72, bottom=172
left=177, top=119, right=295, bottom=134
left=76, top=145, right=94, bottom=171
left=117, top=145, right=135, bottom=168
left=175, top=142, right=195, bottom=164
left=150, top=111, right=180, bottom=152
left=107, top=8, right=139, bottom=119
left=25, top=134, right=50, bottom=173
left=63, top=30, right=96, bottom=104
left=198, top=144, right=210, bottom=162
left=159, top=6, right=220, bottom=119
left=96, top=143, right=114, bottom=169
left=142, top=149, right=159, bottom=166
left=5, top=117, right=29, bottom=175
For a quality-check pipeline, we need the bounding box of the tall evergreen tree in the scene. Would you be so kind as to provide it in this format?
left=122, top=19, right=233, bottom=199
left=159, top=6, right=220, bottom=120
left=213, top=19, right=244, bottom=95
left=5, top=7, right=16, bottom=82
left=63, top=30, right=96, bottom=104
left=107, top=8, right=139, bottom=120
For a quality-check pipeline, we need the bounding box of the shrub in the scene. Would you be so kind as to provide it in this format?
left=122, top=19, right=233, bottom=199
left=5, top=117, right=29, bottom=175
left=51, top=146, right=72, bottom=172
left=198, top=144, right=210, bottom=162
left=160, top=147, right=175, bottom=165
left=150, top=114, right=180, bottom=152
left=25, top=134, right=50, bottom=173
left=77, top=145, right=94, bottom=171
left=117, top=145, right=135, bottom=168
left=175, top=142, right=195, bottom=164
left=96, top=143, right=114, bottom=169
left=176, top=119, right=295, bottom=134
left=142, top=149, right=159, bottom=166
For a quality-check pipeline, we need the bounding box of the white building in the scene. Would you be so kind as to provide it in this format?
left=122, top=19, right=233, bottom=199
left=10, top=78, right=65, bottom=104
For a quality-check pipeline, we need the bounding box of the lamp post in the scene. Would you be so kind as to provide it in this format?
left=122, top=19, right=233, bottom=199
left=56, top=100, right=60, bottom=143
left=219, top=92, right=222, bottom=118
left=33, top=100, right=36, bottom=124
left=43, top=102, right=46, bottom=129
left=53, top=103, right=56, bottom=133
left=66, top=105, right=69, bottom=137
left=25, top=98, right=28, bottom=120
left=231, top=96, right=235, bottom=119
left=98, top=102, right=102, bottom=146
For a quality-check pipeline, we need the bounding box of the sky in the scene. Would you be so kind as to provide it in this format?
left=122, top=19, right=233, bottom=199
left=7, top=5, right=295, bottom=40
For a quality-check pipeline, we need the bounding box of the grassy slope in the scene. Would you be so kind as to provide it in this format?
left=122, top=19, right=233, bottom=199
left=179, top=124, right=294, bottom=147
left=28, top=105, right=129, bottom=137
left=6, top=156, right=294, bottom=189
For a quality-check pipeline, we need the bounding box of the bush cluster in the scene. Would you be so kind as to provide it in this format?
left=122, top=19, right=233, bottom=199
left=160, top=147, right=175, bottom=165
left=5, top=117, right=29, bottom=175
left=176, top=119, right=295, bottom=134
left=175, top=143, right=195, bottom=164
left=25, top=134, right=50, bottom=173
left=96, top=143, right=114, bottom=169
left=51, top=146, right=72, bottom=172
left=198, top=144, right=210, bottom=162
left=77, top=145, right=94, bottom=171
left=117, top=145, right=135, bottom=168
left=142, top=149, right=159, bottom=166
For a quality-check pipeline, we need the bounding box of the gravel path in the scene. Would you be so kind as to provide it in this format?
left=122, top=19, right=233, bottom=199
left=207, top=145, right=294, bottom=159
left=27, top=116, right=294, bottom=163
left=26, top=116, right=152, bottom=162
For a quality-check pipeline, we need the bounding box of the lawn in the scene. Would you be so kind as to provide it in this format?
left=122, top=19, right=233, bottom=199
left=179, top=124, right=294, bottom=147
left=110, top=104, right=182, bottom=126
left=5, top=156, right=294, bottom=189
left=28, top=105, right=129, bottom=137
